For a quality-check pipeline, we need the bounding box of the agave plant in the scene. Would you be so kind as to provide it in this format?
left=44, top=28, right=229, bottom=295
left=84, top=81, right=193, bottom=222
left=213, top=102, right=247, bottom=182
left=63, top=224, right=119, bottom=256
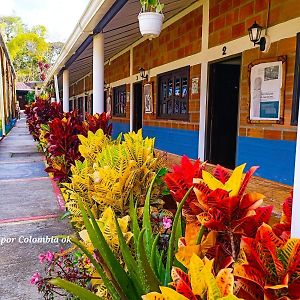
left=234, top=223, right=300, bottom=300
left=143, top=254, right=242, bottom=300
left=50, top=175, right=192, bottom=299
left=78, top=206, right=133, bottom=298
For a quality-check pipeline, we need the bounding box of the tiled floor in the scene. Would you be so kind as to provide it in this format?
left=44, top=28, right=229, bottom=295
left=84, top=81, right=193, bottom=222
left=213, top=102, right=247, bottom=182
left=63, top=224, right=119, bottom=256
left=0, top=114, right=72, bottom=300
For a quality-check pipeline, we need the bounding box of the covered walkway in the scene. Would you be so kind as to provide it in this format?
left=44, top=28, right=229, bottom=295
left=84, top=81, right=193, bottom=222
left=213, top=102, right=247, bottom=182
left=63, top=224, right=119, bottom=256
left=0, top=113, right=71, bottom=299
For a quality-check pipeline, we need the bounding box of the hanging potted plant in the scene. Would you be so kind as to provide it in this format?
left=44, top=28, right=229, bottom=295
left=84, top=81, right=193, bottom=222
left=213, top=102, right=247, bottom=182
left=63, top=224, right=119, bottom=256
left=138, top=0, right=164, bottom=39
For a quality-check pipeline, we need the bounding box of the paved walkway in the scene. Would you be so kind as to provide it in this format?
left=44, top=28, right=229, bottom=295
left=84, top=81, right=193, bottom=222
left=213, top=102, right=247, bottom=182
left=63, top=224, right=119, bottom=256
left=0, top=114, right=72, bottom=299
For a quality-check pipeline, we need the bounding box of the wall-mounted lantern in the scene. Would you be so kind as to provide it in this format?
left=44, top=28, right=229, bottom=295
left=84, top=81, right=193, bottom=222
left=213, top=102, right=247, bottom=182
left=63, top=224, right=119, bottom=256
left=139, top=67, right=148, bottom=81
left=248, top=21, right=266, bottom=51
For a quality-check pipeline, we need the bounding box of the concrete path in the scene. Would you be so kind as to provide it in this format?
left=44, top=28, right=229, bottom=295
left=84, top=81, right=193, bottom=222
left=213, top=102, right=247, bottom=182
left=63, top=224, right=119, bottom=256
left=0, top=114, right=72, bottom=299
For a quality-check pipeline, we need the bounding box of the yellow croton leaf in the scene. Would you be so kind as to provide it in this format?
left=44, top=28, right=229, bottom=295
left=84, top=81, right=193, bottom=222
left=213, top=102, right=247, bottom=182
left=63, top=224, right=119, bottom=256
left=176, top=231, right=217, bottom=268
left=78, top=229, right=94, bottom=253
left=216, top=268, right=234, bottom=297
left=202, top=164, right=246, bottom=196
left=142, top=287, right=188, bottom=300
left=185, top=221, right=201, bottom=245
left=264, top=284, right=289, bottom=290
left=224, top=163, right=246, bottom=196
left=91, top=270, right=103, bottom=287
left=176, top=245, right=201, bottom=268
left=220, top=295, right=243, bottom=300
left=79, top=229, right=90, bottom=243
left=189, top=254, right=206, bottom=297
left=160, top=287, right=189, bottom=300
left=142, top=292, right=165, bottom=300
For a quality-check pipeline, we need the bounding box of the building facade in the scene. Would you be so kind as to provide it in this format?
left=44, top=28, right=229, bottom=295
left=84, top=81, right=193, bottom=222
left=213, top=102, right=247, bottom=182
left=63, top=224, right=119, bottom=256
left=0, top=33, right=17, bottom=137
left=47, top=0, right=300, bottom=186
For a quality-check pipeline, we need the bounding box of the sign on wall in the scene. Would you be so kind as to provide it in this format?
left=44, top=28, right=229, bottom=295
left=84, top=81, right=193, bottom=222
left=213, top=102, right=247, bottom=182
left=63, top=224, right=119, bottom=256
left=192, top=77, right=199, bottom=94
left=144, top=83, right=153, bottom=113
left=248, top=56, right=287, bottom=124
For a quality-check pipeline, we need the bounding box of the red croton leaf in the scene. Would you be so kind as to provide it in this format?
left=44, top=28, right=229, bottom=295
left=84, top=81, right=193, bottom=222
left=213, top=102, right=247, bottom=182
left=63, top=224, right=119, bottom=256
left=170, top=267, right=197, bottom=299
left=213, top=164, right=231, bottom=184
left=288, top=276, right=300, bottom=298
left=238, top=166, right=259, bottom=196
left=273, top=193, right=292, bottom=238
left=164, top=156, right=205, bottom=215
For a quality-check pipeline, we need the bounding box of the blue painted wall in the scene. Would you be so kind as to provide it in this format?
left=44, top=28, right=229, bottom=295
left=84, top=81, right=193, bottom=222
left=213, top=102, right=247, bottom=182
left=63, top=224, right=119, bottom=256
left=143, top=126, right=199, bottom=159
left=0, top=118, right=17, bottom=137
left=111, top=121, right=130, bottom=139
left=237, top=136, right=296, bottom=185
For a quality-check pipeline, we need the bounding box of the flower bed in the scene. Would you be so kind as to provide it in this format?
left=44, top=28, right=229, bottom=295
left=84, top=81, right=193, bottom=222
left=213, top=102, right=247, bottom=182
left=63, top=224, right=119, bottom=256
left=25, top=96, right=297, bottom=300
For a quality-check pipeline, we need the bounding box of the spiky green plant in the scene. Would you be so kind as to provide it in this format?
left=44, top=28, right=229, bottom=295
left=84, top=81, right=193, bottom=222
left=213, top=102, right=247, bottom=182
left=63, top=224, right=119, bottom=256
left=50, top=174, right=192, bottom=299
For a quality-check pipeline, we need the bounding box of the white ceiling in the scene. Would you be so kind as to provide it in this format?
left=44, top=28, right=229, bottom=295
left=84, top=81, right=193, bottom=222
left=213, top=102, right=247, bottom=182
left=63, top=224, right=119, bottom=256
left=59, top=0, right=198, bottom=88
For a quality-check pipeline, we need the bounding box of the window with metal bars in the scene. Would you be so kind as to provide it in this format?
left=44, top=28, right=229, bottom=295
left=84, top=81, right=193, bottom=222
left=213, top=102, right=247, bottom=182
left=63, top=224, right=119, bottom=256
left=157, top=66, right=190, bottom=120
left=113, top=85, right=126, bottom=117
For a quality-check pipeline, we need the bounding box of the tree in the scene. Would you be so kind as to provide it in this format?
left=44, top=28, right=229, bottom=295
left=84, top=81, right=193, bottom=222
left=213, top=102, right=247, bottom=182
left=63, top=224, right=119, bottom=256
left=46, top=41, right=64, bottom=65
left=0, top=16, right=64, bottom=82
left=0, top=16, right=24, bottom=42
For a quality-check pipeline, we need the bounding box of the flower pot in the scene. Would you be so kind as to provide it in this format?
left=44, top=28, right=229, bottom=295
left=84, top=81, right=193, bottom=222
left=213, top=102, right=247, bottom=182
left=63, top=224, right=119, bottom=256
left=138, top=12, right=164, bottom=39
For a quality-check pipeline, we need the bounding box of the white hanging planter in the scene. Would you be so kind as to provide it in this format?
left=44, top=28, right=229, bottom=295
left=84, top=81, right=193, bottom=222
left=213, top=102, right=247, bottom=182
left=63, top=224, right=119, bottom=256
left=138, top=12, right=164, bottom=39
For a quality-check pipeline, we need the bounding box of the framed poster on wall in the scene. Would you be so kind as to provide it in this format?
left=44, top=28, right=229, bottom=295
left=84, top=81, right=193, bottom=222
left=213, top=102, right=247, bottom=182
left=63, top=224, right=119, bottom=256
left=248, top=56, right=287, bottom=124
left=144, top=83, right=153, bottom=113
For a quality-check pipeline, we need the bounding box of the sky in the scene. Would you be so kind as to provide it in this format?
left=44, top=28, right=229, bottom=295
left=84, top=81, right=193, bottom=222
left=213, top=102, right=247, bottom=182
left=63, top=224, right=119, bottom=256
left=0, top=0, right=90, bottom=42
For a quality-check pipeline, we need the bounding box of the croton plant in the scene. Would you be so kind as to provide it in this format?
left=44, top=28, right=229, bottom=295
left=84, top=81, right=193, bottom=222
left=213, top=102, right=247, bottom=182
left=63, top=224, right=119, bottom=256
left=25, top=97, right=112, bottom=182
left=25, top=97, right=62, bottom=140
left=30, top=151, right=298, bottom=300
left=25, top=99, right=297, bottom=300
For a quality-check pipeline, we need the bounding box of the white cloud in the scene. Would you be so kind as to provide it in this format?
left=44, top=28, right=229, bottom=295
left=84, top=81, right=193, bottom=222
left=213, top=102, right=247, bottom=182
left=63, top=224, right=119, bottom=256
left=0, top=0, right=89, bottom=42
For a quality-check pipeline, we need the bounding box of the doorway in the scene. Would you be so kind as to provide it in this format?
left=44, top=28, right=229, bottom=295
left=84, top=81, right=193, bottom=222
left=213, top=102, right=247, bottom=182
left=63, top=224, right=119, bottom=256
left=133, top=82, right=143, bottom=132
left=205, top=56, right=241, bottom=169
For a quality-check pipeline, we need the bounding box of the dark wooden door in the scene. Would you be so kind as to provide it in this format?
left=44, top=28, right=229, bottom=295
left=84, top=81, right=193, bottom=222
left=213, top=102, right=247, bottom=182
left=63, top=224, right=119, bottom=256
left=206, top=61, right=241, bottom=169
left=133, top=82, right=143, bottom=132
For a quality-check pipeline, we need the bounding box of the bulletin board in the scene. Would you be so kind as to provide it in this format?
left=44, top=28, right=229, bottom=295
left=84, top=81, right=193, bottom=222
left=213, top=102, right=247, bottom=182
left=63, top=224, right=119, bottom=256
left=248, top=56, right=287, bottom=124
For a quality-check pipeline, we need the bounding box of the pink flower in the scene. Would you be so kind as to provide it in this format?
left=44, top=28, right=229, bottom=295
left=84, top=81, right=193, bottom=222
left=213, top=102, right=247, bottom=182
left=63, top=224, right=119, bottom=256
left=30, top=272, right=41, bottom=285
left=162, top=217, right=172, bottom=229
left=45, top=251, right=54, bottom=262
left=44, top=63, right=50, bottom=69
left=39, top=253, right=46, bottom=263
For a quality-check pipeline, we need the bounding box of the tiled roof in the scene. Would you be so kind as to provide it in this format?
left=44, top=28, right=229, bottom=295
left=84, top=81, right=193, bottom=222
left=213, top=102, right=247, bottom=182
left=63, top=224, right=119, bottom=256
left=16, top=82, right=35, bottom=91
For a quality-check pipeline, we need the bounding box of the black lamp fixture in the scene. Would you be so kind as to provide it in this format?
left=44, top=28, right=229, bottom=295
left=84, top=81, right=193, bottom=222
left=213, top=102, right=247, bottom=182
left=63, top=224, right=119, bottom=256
left=139, top=67, right=148, bottom=81
left=248, top=21, right=266, bottom=51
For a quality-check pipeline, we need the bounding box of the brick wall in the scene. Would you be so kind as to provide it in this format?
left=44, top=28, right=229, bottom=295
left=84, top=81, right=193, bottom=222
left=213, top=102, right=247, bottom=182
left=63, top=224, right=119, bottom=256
left=209, top=0, right=300, bottom=48
left=133, top=7, right=202, bottom=74
left=239, top=36, right=297, bottom=141
left=69, top=85, right=74, bottom=97
left=85, top=74, right=93, bottom=91
left=143, top=64, right=201, bottom=131
left=105, top=51, right=130, bottom=83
